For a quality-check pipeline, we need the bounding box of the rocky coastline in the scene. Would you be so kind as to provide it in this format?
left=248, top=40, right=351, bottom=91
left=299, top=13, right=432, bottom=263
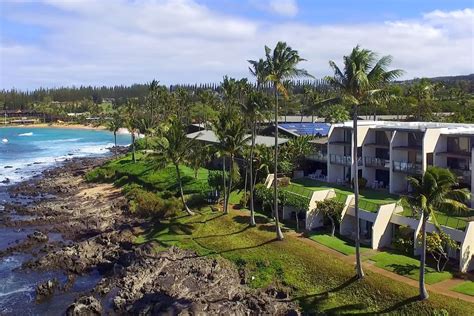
left=0, top=155, right=297, bottom=315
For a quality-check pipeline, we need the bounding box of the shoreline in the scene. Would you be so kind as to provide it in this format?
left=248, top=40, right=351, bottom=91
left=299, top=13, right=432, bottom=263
left=0, top=123, right=107, bottom=130
left=0, top=155, right=290, bottom=314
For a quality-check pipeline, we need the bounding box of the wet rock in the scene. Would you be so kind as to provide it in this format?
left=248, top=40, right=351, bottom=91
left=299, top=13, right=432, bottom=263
left=36, top=278, right=59, bottom=301
left=28, top=231, right=48, bottom=243
left=66, top=296, right=102, bottom=316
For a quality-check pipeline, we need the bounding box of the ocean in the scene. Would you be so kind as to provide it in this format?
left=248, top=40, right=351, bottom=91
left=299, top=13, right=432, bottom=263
left=0, top=127, right=130, bottom=186
left=0, top=127, right=130, bottom=314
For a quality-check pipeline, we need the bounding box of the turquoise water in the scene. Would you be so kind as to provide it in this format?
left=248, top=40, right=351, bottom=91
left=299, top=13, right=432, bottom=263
left=0, top=127, right=130, bottom=314
left=0, top=127, right=130, bottom=185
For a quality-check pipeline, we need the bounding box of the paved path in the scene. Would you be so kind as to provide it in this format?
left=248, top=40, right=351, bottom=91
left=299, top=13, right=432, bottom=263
left=287, top=231, right=474, bottom=303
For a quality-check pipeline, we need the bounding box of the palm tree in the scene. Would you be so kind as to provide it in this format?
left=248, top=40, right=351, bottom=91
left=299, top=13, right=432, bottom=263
left=406, top=167, right=470, bottom=300
left=106, top=113, right=123, bottom=156
left=241, top=91, right=272, bottom=226
left=155, top=116, right=196, bottom=216
left=123, top=99, right=141, bottom=163
left=248, top=58, right=267, bottom=89
left=213, top=108, right=249, bottom=214
left=252, top=41, right=312, bottom=240
left=326, top=45, right=403, bottom=278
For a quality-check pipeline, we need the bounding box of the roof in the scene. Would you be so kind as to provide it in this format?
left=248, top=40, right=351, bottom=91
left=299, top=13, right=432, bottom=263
left=279, top=122, right=331, bottom=137
left=186, top=130, right=289, bottom=147
left=332, top=121, right=474, bottom=134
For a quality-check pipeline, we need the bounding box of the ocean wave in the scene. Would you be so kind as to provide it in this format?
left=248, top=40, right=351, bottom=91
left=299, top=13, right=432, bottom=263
left=0, top=285, right=33, bottom=298
left=37, top=138, right=83, bottom=144
left=18, top=132, right=33, bottom=137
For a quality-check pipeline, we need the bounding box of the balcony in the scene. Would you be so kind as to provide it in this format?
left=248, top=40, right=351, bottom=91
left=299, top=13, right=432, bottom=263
left=306, top=151, right=327, bottom=162
left=365, top=157, right=390, bottom=169
left=329, top=141, right=351, bottom=146
left=451, top=168, right=471, bottom=184
left=392, top=145, right=422, bottom=151
left=330, top=154, right=362, bottom=166
left=364, top=142, right=389, bottom=149
left=392, top=161, right=422, bottom=175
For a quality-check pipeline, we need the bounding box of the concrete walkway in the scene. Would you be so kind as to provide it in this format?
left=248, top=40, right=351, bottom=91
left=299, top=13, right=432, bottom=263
left=288, top=231, right=474, bottom=303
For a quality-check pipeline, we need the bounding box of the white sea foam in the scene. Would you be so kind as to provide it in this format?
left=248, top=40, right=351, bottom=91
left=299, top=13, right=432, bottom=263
left=18, top=132, right=33, bottom=137
left=0, top=285, right=33, bottom=298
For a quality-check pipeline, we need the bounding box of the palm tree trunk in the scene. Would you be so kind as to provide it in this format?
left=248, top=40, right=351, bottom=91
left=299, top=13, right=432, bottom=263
left=225, top=155, right=233, bottom=214
left=222, top=156, right=227, bottom=213
left=329, top=215, right=335, bottom=237
left=249, top=124, right=256, bottom=226
left=353, top=105, right=364, bottom=279
left=131, top=132, right=136, bottom=163
left=114, top=131, right=117, bottom=156
left=419, top=213, right=429, bottom=300
left=175, top=163, right=194, bottom=216
left=274, top=88, right=284, bottom=241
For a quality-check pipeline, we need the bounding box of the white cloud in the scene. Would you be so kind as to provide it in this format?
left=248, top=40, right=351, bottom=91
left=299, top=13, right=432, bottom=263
left=0, top=1, right=473, bottom=89
left=268, top=0, right=298, bottom=17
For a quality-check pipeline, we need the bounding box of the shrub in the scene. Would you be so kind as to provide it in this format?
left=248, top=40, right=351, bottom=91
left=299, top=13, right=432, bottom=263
left=277, top=177, right=291, bottom=187
left=84, top=167, right=114, bottom=183
left=186, top=192, right=208, bottom=208
left=392, top=225, right=414, bottom=255
left=351, top=177, right=368, bottom=189
left=127, top=188, right=180, bottom=219
left=240, top=191, right=250, bottom=208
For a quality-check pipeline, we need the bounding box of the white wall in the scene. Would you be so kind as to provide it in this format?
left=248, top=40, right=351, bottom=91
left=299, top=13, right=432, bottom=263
left=461, top=222, right=474, bottom=272
left=305, top=189, right=335, bottom=230
left=373, top=203, right=398, bottom=249
left=422, top=128, right=442, bottom=171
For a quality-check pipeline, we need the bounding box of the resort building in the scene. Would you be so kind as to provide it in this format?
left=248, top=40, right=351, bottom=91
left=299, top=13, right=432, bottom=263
left=324, top=121, right=474, bottom=205
left=287, top=121, right=474, bottom=272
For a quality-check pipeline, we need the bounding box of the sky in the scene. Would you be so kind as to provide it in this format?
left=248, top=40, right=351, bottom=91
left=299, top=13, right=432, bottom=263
left=1, top=0, right=473, bottom=90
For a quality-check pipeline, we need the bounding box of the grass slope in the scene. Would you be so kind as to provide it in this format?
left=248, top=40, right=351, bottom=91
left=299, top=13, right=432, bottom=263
left=370, top=252, right=453, bottom=285
left=136, top=209, right=473, bottom=315
left=87, top=152, right=210, bottom=194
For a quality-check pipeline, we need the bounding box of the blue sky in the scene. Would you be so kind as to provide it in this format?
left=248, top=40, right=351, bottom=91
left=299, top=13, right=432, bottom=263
left=1, top=0, right=473, bottom=89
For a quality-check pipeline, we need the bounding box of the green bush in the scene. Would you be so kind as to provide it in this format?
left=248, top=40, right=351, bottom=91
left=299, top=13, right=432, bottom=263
left=135, top=137, right=161, bottom=150
left=84, top=167, right=114, bottom=183
left=187, top=192, right=208, bottom=208
left=392, top=225, right=414, bottom=255
left=351, top=177, right=368, bottom=189
left=127, top=188, right=181, bottom=219
left=240, top=191, right=250, bottom=208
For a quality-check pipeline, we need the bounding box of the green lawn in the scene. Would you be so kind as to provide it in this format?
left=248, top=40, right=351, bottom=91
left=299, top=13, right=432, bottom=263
left=370, top=252, right=453, bottom=284
left=308, top=231, right=370, bottom=255
left=289, top=178, right=399, bottom=212
left=135, top=209, right=473, bottom=314
left=451, top=281, right=474, bottom=296
left=86, top=152, right=210, bottom=194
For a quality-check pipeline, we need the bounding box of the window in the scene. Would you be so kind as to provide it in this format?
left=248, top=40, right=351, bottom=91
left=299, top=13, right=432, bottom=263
left=408, top=132, right=423, bottom=148
left=375, top=131, right=389, bottom=146
left=375, top=148, right=390, bottom=160
left=447, top=137, right=470, bottom=153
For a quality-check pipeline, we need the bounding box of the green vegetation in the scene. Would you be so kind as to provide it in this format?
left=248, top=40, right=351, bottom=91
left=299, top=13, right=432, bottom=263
left=451, top=281, right=474, bottom=296
left=135, top=209, right=473, bottom=314
left=370, top=252, right=453, bottom=284
left=308, top=231, right=369, bottom=255
left=86, top=153, right=210, bottom=194
left=290, top=178, right=399, bottom=212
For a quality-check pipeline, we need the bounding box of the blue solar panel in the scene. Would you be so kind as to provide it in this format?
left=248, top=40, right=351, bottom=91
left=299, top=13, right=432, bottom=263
left=279, top=123, right=331, bottom=136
